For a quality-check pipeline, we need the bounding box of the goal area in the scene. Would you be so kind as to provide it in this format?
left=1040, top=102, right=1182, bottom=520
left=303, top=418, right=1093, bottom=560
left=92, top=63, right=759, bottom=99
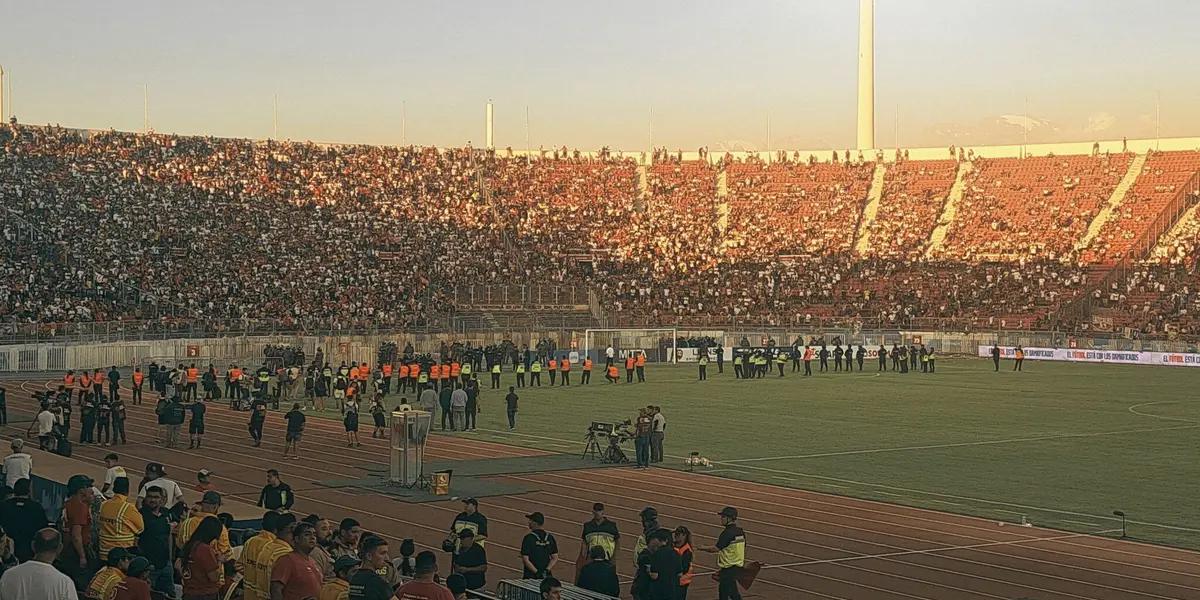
left=583, top=328, right=678, bottom=364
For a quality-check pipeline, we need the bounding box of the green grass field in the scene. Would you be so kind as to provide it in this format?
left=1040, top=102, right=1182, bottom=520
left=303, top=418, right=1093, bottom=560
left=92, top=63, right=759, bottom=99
left=425, top=359, right=1200, bottom=550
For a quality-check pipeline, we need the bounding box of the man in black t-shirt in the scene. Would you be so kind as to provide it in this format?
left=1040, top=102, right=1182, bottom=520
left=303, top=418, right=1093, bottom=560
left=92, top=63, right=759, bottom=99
left=505, top=387, right=518, bottom=430
left=249, top=398, right=267, bottom=446
left=283, top=403, right=305, bottom=459
left=137, top=485, right=175, bottom=596
left=0, top=478, right=48, bottom=562
left=645, top=528, right=680, bottom=600
left=449, top=498, right=489, bottom=550
left=348, top=535, right=392, bottom=600
left=187, top=399, right=206, bottom=449
left=451, top=529, right=487, bottom=589
left=520, top=512, right=558, bottom=579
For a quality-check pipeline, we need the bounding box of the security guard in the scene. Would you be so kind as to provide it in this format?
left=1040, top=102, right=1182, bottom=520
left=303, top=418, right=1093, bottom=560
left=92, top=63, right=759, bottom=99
left=775, top=351, right=786, bottom=377
left=98, top=477, right=144, bottom=561
left=491, top=363, right=502, bottom=389
left=581, top=357, right=592, bottom=385
left=698, top=353, right=708, bottom=381
left=530, top=360, right=542, bottom=387
left=547, top=357, right=558, bottom=386
left=701, top=507, right=746, bottom=600
left=449, top=498, right=489, bottom=550
left=632, top=507, right=660, bottom=570
left=515, top=362, right=526, bottom=388
left=624, top=355, right=635, bottom=383
left=461, top=360, right=473, bottom=385
left=580, top=503, right=620, bottom=563
left=559, top=357, right=571, bottom=386
left=635, top=351, right=647, bottom=383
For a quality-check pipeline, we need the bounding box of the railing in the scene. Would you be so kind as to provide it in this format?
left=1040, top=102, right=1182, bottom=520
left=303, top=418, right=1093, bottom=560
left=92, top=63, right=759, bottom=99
left=452, top=285, right=589, bottom=308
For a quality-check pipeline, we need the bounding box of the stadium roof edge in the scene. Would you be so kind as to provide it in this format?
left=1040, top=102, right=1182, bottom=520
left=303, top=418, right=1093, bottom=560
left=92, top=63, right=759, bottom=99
left=14, top=122, right=1200, bottom=164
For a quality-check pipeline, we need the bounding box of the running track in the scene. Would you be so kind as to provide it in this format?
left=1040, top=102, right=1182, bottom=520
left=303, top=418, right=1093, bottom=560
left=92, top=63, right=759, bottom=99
left=5, top=379, right=1198, bottom=599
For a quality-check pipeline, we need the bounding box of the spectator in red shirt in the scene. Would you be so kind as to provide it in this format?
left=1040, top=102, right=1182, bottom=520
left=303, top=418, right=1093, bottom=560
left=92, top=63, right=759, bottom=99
left=270, top=522, right=323, bottom=600
left=114, top=556, right=154, bottom=600
left=394, top=551, right=454, bottom=600
left=180, top=516, right=223, bottom=600
left=61, top=474, right=96, bottom=589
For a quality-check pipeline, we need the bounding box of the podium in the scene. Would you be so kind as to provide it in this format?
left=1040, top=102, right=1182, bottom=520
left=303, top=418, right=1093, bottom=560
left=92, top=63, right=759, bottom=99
left=389, top=410, right=432, bottom=486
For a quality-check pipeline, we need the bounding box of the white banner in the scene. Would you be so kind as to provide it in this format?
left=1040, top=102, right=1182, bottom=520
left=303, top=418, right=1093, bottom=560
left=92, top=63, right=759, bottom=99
left=977, top=346, right=1200, bottom=367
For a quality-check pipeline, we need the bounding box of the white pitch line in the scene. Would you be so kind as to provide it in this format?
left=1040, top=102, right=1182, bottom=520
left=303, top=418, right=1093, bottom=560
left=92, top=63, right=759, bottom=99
left=1062, top=519, right=1104, bottom=528
left=760, top=529, right=1122, bottom=571
left=722, top=423, right=1200, bottom=463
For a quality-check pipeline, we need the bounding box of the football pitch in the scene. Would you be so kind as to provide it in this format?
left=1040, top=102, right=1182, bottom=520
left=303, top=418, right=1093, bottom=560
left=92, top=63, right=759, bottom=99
left=449, top=358, right=1200, bottom=550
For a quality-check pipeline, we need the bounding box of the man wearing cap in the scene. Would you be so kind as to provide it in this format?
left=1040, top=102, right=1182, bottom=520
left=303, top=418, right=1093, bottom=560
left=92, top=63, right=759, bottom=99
left=86, top=546, right=132, bottom=600
left=451, top=529, right=487, bottom=591
left=62, top=474, right=97, bottom=589
left=632, top=507, right=661, bottom=570
left=700, top=507, right=747, bottom=600
left=519, top=512, right=558, bottom=579
left=644, top=528, right=680, bottom=600
left=271, top=521, right=323, bottom=600
left=579, top=503, right=620, bottom=570
left=393, top=550, right=453, bottom=600
left=98, top=478, right=144, bottom=562
left=2, top=439, right=32, bottom=489
left=136, top=463, right=185, bottom=514
left=448, top=498, right=488, bottom=551
left=137, top=486, right=174, bottom=598
left=0, top=528, right=78, bottom=600
left=195, top=469, right=218, bottom=494
left=240, top=511, right=282, bottom=600
left=112, top=556, right=152, bottom=600
left=320, top=555, right=359, bottom=600
left=177, top=491, right=232, bottom=561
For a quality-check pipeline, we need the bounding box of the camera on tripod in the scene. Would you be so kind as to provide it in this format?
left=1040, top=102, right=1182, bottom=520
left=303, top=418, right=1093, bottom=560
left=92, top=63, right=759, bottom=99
left=583, top=420, right=633, bottom=463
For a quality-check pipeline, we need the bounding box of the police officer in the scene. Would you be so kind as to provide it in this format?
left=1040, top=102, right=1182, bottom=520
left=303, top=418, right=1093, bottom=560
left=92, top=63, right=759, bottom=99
left=700, top=507, right=746, bottom=600
left=515, top=362, right=526, bottom=388
left=991, top=344, right=1001, bottom=371
left=878, top=344, right=888, bottom=371
left=856, top=345, right=866, bottom=372
left=490, top=363, right=502, bottom=389
left=832, top=344, right=843, bottom=372
left=818, top=345, right=829, bottom=373
left=530, top=360, right=542, bottom=387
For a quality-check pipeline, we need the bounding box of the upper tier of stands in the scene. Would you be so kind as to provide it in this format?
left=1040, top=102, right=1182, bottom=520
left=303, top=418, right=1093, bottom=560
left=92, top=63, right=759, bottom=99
left=3, top=122, right=1199, bottom=333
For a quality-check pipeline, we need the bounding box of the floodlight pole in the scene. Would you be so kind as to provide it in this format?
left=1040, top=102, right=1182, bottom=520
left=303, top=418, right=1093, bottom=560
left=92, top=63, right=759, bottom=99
left=856, top=0, right=875, bottom=151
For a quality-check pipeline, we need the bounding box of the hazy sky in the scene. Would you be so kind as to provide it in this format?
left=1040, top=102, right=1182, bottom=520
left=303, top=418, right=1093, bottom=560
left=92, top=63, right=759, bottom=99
left=3, top=0, right=1198, bottom=150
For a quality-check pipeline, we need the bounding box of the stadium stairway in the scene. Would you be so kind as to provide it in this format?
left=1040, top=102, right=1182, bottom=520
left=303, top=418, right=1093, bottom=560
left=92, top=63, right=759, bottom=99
left=924, top=160, right=973, bottom=258
left=716, top=169, right=730, bottom=235
left=1075, top=153, right=1147, bottom=252
left=853, top=162, right=889, bottom=255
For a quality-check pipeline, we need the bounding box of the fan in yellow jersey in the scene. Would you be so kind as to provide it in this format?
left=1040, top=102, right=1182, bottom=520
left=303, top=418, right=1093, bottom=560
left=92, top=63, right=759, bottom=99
left=318, top=555, right=360, bottom=600
left=97, top=478, right=143, bottom=562
left=238, top=511, right=283, bottom=600
left=176, top=491, right=232, bottom=559
left=85, top=547, right=132, bottom=600
left=254, top=513, right=298, bottom=600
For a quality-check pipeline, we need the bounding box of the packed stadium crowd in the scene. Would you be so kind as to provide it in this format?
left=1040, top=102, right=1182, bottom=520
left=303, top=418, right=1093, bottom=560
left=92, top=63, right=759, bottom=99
left=2, top=121, right=1200, bottom=336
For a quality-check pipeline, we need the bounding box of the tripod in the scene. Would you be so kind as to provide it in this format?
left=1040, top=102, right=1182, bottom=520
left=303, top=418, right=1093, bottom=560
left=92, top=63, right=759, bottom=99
left=582, top=430, right=602, bottom=460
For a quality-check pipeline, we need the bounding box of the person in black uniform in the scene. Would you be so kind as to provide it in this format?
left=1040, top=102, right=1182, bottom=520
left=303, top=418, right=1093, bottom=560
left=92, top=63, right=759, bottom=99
left=80, top=392, right=97, bottom=444
left=645, top=528, right=680, bottom=600
left=832, top=345, right=843, bottom=372
left=715, top=345, right=724, bottom=374
left=451, top=529, right=488, bottom=591
left=890, top=344, right=901, bottom=371
left=520, top=512, right=558, bottom=579
left=899, top=346, right=909, bottom=373
left=700, top=507, right=746, bottom=600
left=856, top=345, right=866, bottom=372
left=909, top=345, right=919, bottom=372
left=790, top=339, right=802, bottom=372
left=248, top=397, right=266, bottom=447
left=877, top=344, right=887, bottom=371
left=449, top=498, right=489, bottom=551
left=818, top=345, right=829, bottom=372
left=188, top=397, right=206, bottom=449
left=96, top=393, right=112, bottom=446
left=991, top=344, right=1001, bottom=371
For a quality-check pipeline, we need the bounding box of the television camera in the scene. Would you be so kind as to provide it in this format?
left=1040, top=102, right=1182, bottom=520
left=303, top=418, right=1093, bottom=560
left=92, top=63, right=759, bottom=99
left=582, top=419, right=634, bottom=464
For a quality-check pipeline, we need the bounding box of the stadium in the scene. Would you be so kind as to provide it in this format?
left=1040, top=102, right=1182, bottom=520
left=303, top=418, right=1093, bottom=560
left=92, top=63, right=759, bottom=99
left=1, top=2, right=1199, bottom=600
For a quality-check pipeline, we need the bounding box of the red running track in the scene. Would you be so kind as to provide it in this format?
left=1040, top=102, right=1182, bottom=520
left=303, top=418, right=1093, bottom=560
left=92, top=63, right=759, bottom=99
left=5, top=379, right=1198, bottom=599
